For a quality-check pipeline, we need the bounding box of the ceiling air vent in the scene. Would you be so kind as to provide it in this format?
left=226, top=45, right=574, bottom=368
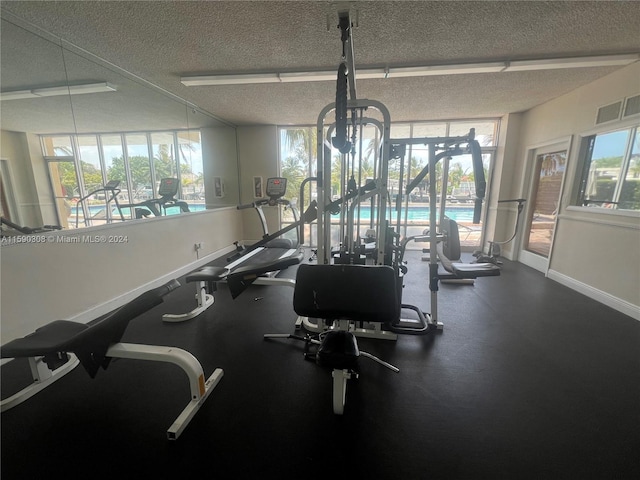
left=623, top=94, right=640, bottom=118
left=595, top=101, right=622, bottom=125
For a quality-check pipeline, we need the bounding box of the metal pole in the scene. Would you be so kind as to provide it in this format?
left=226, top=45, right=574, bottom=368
left=429, top=143, right=439, bottom=324
left=439, top=156, right=450, bottom=226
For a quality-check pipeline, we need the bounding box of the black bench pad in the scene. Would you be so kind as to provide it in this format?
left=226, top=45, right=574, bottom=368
left=1, top=280, right=180, bottom=377
left=2, top=321, right=88, bottom=358
left=185, top=266, right=228, bottom=283
left=450, top=262, right=501, bottom=278
left=226, top=249, right=304, bottom=298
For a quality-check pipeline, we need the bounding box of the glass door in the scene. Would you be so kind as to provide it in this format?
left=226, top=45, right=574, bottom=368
left=519, top=143, right=568, bottom=272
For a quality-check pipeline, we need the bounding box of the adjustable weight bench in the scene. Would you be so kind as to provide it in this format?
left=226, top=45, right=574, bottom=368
left=1, top=280, right=223, bottom=440
left=265, top=264, right=400, bottom=414
left=163, top=248, right=304, bottom=322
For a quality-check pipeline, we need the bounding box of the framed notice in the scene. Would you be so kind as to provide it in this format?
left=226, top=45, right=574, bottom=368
left=253, top=176, right=263, bottom=198
left=213, top=177, right=224, bottom=198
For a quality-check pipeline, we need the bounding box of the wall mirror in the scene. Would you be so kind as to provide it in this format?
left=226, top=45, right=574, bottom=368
left=1, top=14, right=240, bottom=233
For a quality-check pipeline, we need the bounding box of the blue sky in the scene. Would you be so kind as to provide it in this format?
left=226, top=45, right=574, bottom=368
left=592, top=130, right=629, bottom=160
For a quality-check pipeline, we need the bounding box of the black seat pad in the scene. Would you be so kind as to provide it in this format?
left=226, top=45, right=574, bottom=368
left=265, top=238, right=297, bottom=249
left=186, top=266, right=228, bottom=283
left=293, top=264, right=399, bottom=323
left=317, top=330, right=359, bottom=369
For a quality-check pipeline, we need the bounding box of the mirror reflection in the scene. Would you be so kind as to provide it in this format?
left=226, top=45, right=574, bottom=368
left=1, top=16, right=239, bottom=234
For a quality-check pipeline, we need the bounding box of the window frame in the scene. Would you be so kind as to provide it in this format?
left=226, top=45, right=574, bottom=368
left=574, top=120, right=640, bottom=214
left=40, top=129, right=203, bottom=228
left=278, top=119, right=500, bottom=248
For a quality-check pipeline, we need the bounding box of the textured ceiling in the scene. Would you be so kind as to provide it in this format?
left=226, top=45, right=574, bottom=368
left=1, top=1, right=640, bottom=132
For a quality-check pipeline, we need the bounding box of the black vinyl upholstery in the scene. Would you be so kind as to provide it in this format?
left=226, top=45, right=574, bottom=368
left=437, top=219, right=500, bottom=279
left=226, top=249, right=304, bottom=298
left=317, top=330, right=359, bottom=369
left=293, top=264, right=399, bottom=323
left=441, top=217, right=462, bottom=261
left=185, top=266, right=228, bottom=283
left=1, top=280, right=180, bottom=377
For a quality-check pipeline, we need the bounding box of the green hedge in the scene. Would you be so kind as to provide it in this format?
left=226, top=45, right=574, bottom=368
left=593, top=178, right=640, bottom=210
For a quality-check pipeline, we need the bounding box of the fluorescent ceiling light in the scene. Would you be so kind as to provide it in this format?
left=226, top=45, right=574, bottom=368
left=0, top=90, right=37, bottom=100
left=279, top=71, right=336, bottom=82
left=389, top=62, right=505, bottom=77
left=180, top=54, right=639, bottom=87
left=356, top=68, right=388, bottom=79
left=0, top=82, right=116, bottom=101
left=181, top=71, right=337, bottom=86
left=31, top=85, right=74, bottom=97
left=504, top=54, right=639, bottom=72
left=67, top=82, right=117, bottom=94
left=181, top=73, right=281, bottom=86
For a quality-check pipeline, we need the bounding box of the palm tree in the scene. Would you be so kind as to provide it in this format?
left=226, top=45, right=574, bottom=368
left=282, top=128, right=316, bottom=156
left=447, top=162, right=469, bottom=195
left=281, top=128, right=318, bottom=205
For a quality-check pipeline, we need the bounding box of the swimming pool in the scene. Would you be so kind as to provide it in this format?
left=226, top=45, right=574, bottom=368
left=337, top=206, right=476, bottom=223
left=73, top=204, right=476, bottom=223
left=71, top=203, right=206, bottom=217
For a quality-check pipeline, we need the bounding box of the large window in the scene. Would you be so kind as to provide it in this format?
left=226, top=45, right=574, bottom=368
left=177, top=131, right=205, bottom=201
left=279, top=120, right=498, bottom=249
left=278, top=127, right=317, bottom=245
left=577, top=125, right=640, bottom=211
left=125, top=134, right=154, bottom=204
left=42, top=136, right=77, bottom=228
left=42, top=130, right=204, bottom=228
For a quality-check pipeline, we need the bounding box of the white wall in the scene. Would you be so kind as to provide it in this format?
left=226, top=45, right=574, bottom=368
left=511, top=63, right=640, bottom=318
left=201, top=126, right=240, bottom=207
left=1, top=207, right=242, bottom=344
left=236, top=126, right=280, bottom=241
left=486, top=112, right=524, bottom=259
left=551, top=213, right=639, bottom=316
left=2, top=123, right=247, bottom=345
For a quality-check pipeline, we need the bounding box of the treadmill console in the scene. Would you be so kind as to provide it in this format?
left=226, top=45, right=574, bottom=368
left=158, top=178, right=179, bottom=197
left=266, top=177, right=287, bottom=199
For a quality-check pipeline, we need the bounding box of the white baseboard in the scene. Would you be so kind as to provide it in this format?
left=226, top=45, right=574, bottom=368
left=547, top=269, right=640, bottom=321
left=2, top=246, right=236, bottom=367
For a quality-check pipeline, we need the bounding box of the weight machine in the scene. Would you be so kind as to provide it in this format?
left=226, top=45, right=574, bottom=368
left=266, top=7, right=500, bottom=414
left=398, top=129, right=492, bottom=303
left=473, top=198, right=526, bottom=265
left=266, top=9, right=445, bottom=414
